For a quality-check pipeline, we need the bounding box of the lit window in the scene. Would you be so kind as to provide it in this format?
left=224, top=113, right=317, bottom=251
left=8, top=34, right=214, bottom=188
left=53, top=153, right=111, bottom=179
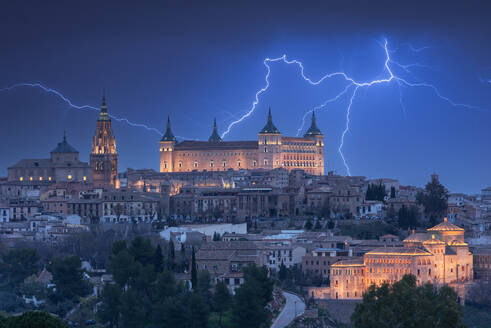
left=48, top=177, right=52, bottom=181
left=68, top=175, right=72, bottom=180
left=29, top=177, right=33, bottom=181
left=83, top=176, right=87, bottom=181
left=39, top=177, right=43, bottom=181
left=19, top=177, right=23, bottom=181
left=194, top=162, right=198, bottom=168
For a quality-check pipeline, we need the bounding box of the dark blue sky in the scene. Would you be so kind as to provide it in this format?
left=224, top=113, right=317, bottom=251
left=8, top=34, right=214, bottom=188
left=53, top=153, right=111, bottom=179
left=1, top=1, right=490, bottom=193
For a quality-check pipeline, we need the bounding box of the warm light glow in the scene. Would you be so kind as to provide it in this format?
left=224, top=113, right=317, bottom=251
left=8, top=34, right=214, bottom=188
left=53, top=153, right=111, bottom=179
left=83, top=176, right=87, bottom=181
left=39, top=177, right=43, bottom=181
left=29, top=177, right=33, bottom=181
left=68, top=175, right=72, bottom=180
left=19, top=177, right=23, bottom=181
left=48, top=177, right=52, bottom=181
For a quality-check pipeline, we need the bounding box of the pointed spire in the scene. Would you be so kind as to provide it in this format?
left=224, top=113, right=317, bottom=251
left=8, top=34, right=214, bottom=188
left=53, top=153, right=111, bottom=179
left=304, top=109, right=322, bottom=137
left=161, top=115, right=176, bottom=141
left=99, top=92, right=110, bottom=121
left=259, top=106, right=280, bottom=134
left=208, top=117, right=222, bottom=142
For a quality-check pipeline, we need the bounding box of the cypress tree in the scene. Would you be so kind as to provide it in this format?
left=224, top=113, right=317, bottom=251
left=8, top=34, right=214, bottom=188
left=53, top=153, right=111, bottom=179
left=191, top=247, right=197, bottom=289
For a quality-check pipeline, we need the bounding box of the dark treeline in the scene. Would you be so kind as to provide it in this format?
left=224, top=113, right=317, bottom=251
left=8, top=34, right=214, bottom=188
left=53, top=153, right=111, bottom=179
left=99, top=236, right=274, bottom=328
left=365, top=183, right=387, bottom=202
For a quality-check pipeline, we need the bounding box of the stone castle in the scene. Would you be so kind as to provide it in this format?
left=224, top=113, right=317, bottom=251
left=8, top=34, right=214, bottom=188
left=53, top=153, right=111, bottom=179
left=159, top=108, right=325, bottom=175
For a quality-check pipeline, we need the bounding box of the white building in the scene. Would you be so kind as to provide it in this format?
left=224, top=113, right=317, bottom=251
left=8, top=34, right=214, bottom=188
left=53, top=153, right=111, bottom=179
left=262, top=244, right=306, bottom=272
left=0, top=203, right=10, bottom=222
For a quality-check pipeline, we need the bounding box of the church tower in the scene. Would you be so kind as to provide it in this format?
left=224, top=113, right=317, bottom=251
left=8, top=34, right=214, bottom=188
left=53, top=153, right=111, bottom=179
left=258, top=107, right=282, bottom=170
left=159, top=116, right=176, bottom=172
left=304, top=110, right=325, bottom=175
left=90, top=96, right=118, bottom=187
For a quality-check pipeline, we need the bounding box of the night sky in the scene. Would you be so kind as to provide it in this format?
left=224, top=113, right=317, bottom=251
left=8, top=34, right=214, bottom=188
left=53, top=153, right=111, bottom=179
left=1, top=0, right=490, bottom=193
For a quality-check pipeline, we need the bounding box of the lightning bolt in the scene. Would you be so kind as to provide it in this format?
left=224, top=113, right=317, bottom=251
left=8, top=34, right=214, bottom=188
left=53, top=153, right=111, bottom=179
left=0, top=82, right=164, bottom=136
left=222, top=39, right=481, bottom=175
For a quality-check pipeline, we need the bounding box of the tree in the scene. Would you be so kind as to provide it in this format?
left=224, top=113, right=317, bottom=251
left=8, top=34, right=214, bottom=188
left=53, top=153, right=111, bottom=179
left=191, top=247, right=197, bottom=289
left=48, top=255, right=90, bottom=301
left=390, top=186, right=396, bottom=199
left=1, top=248, right=39, bottom=287
left=98, top=283, right=122, bottom=327
left=168, top=240, right=176, bottom=270
left=242, top=264, right=274, bottom=306
left=417, top=175, right=449, bottom=226
left=186, top=291, right=210, bottom=328
left=327, top=219, right=335, bottom=230
left=351, top=275, right=464, bottom=328
left=109, top=249, right=136, bottom=287
left=398, top=204, right=420, bottom=229
left=129, top=236, right=155, bottom=265
left=366, top=183, right=387, bottom=201
left=314, top=219, right=322, bottom=231
left=213, top=281, right=231, bottom=328
left=213, top=232, right=221, bottom=241
left=304, top=218, right=313, bottom=230
left=278, top=262, right=288, bottom=281
left=232, top=278, right=269, bottom=328
left=153, top=244, right=165, bottom=272
left=2, top=311, right=67, bottom=327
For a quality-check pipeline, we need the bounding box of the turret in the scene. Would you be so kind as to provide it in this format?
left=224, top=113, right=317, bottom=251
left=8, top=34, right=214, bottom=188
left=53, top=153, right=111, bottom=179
left=258, top=107, right=282, bottom=169
left=160, top=116, right=177, bottom=172
left=304, top=110, right=325, bottom=175
left=208, top=118, right=222, bottom=142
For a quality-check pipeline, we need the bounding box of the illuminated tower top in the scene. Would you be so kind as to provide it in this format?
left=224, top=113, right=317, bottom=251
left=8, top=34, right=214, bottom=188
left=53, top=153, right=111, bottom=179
left=259, top=107, right=280, bottom=134
left=92, top=96, right=116, bottom=155
left=304, top=110, right=323, bottom=136
left=208, top=118, right=222, bottom=142
left=161, top=116, right=176, bottom=141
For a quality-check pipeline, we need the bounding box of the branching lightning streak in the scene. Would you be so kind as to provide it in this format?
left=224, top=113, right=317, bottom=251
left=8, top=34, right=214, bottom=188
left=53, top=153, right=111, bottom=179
left=223, top=39, right=480, bottom=176
left=0, top=82, right=164, bottom=136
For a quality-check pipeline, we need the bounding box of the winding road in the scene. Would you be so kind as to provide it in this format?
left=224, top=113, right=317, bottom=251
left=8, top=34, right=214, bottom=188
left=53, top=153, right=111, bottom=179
left=271, top=291, right=306, bottom=328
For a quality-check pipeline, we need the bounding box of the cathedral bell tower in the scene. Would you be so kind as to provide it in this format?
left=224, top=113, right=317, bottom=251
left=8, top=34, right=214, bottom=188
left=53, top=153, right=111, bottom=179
left=159, top=116, right=176, bottom=172
left=90, top=96, right=118, bottom=187
left=304, top=110, right=325, bottom=175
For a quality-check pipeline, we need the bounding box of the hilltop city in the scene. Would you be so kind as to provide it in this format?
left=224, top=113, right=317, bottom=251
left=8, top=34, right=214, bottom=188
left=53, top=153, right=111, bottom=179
left=1, top=97, right=490, bottom=327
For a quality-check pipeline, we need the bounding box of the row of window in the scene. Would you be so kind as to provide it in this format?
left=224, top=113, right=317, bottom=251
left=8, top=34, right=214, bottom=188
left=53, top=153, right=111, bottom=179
left=18, top=175, right=86, bottom=181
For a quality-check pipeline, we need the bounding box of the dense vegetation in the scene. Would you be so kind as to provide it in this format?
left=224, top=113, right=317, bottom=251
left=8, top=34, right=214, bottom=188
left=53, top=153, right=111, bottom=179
left=352, top=275, right=464, bottom=328
left=98, top=236, right=275, bottom=328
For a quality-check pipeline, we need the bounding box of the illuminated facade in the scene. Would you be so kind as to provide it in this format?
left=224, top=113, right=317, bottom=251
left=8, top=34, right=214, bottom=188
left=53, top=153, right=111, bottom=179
left=90, top=96, right=119, bottom=187
left=330, top=218, right=473, bottom=299
left=8, top=133, right=92, bottom=183
left=159, top=109, right=325, bottom=175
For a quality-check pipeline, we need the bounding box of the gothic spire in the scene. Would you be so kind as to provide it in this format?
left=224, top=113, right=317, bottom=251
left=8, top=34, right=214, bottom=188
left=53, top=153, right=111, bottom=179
left=304, top=109, right=322, bottom=136
left=259, top=106, right=280, bottom=134
left=161, top=115, right=176, bottom=141
left=208, top=117, right=223, bottom=142
left=98, top=93, right=110, bottom=121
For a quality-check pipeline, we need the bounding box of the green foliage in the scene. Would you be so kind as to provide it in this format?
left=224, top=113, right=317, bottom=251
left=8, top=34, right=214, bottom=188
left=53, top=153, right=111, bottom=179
left=1, top=311, right=67, bottom=328
left=397, top=204, right=420, bottom=229
left=365, top=183, right=387, bottom=201
left=167, top=240, right=175, bottom=270
left=278, top=262, right=288, bottom=281
left=314, top=220, right=322, bottom=231
left=351, top=275, right=464, bottom=328
left=1, top=248, right=39, bottom=287
left=153, top=244, right=165, bottom=273
left=191, top=247, right=197, bottom=290
left=48, top=255, right=90, bottom=302
left=109, top=249, right=136, bottom=287
left=390, top=186, right=396, bottom=199
left=0, top=291, right=25, bottom=313
left=213, top=281, right=231, bottom=327
left=129, top=236, right=155, bottom=265
left=98, top=284, right=121, bottom=328
left=416, top=177, right=449, bottom=226
left=304, top=218, right=313, bottom=230
left=327, top=219, right=335, bottom=230
left=213, top=232, right=221, bottom=241
left=232, top=277, right=270, bottom=328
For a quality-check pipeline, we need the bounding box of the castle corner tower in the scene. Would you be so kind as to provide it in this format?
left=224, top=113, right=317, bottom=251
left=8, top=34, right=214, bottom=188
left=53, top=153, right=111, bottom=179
left=90, top=96, right=118, bottom=187
left=258, top=107, right=282, bottom=170
left=303, top=110, right=325, bottom=175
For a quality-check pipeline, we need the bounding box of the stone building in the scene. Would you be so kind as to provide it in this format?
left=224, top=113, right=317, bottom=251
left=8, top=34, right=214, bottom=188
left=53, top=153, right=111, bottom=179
left=8, top=133, right=92, bottom=184
left=329, top=218, right=473, bottom=300
left=90, top=96, right=118, bottom=187
left=159, top=109, right=325, bottom=175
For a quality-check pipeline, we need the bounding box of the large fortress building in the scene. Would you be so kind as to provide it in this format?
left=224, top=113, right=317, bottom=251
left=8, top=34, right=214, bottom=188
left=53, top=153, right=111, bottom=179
left=159, top=108, right=325, bottom=175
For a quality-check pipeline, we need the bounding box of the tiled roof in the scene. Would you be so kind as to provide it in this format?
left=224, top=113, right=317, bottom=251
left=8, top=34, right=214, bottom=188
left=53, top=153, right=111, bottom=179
left=366, top=247, right=432, bottom=256
left=331, top=259, right=364, bottom=267
left=51, top=135, right=78, bottom=153
left=403, top=232, right=430, bottom=243
left=174, top=140, right=258, bottom=150
left=428, top=218, right=464, bottom=231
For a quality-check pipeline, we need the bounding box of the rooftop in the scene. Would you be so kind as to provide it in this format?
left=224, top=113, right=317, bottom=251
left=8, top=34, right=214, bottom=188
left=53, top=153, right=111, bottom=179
left=427, top=217, right=464, bottom=232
